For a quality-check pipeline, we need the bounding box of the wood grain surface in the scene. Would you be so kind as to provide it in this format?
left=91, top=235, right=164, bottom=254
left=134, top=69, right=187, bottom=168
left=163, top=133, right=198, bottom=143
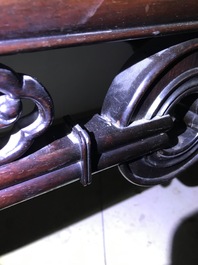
left=0, top=0, right=197, bottom=54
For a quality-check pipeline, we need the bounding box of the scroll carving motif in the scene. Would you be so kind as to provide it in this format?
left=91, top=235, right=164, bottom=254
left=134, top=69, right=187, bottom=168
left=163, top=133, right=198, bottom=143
left=0, top=39, right=197, bottom=209
left=106, top=39, right=198, bottom=185
left=0, top=66, right=53, bottom=165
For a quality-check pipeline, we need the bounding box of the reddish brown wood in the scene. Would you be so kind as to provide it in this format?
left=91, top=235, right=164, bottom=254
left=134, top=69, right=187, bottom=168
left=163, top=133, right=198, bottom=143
left=0, top=38, right=197, bottom=208
left=0, top=0, right=197, bottom=54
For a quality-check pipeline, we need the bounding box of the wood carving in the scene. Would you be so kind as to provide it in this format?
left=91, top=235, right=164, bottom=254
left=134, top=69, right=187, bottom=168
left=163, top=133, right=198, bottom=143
left=0, top=66, right=53, bottom=165
left=0, top=38, right=197, bottom=209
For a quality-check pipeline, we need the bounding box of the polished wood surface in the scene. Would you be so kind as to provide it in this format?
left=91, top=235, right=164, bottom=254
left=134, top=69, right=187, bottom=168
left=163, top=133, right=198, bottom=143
left=0, top=0, right=197, bottom=54
left=0, top=38, right=197, bottom=208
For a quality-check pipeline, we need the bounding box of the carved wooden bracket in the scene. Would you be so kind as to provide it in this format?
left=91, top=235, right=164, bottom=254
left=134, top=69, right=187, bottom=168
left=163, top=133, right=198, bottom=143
left=0, top=38, right=197, bottom=209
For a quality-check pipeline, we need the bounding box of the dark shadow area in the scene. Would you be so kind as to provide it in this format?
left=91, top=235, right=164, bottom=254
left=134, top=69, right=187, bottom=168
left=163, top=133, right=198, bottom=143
left=171, top=212, right=198, bottom=265
left=178, top=159, right=198, bottom=187
left=0, top=167, right=144, bottom=255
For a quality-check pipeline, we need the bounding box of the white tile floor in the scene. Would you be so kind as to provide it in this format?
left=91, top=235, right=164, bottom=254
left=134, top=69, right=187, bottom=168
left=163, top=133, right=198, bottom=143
left=0, top=167, right=198, bottom=265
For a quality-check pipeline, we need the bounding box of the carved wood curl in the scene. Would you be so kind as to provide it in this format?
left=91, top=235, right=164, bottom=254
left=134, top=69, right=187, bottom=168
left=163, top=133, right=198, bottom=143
left=0, top=66, right=53, bottom=165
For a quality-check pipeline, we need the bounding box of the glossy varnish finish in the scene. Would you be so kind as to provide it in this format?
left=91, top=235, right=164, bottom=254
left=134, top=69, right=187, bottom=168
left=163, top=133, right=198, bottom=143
left=0, top=0, right=197, bottom=54
left=0, top=39, right=197, bottom=208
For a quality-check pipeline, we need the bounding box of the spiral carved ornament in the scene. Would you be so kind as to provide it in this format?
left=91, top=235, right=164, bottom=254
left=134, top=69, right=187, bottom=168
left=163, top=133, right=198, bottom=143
left=102, top=38, right=198, bottom=185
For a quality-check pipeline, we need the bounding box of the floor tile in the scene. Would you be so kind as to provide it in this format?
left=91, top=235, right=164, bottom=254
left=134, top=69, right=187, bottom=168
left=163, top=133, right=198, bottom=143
left=102, top=172, right=198, bottom=265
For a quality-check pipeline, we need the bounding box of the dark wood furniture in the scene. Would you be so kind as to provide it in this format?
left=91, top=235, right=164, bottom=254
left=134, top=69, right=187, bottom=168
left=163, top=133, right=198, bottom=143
left=0, top=0, right=197, bottom=209
left=0, top=0, right=197, bottom=54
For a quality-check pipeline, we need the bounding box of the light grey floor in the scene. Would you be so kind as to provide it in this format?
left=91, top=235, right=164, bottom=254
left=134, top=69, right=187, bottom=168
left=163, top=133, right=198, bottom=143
left=0, top=41, right=197, bottom=265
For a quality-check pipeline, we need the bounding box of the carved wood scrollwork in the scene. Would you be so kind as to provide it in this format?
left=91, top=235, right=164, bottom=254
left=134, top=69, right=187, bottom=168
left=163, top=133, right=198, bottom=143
left=0, top=38, right=197, bottom=209
left=0, top=66, right=53, bottom=165
left=109, top=38, right=198, bottom=185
